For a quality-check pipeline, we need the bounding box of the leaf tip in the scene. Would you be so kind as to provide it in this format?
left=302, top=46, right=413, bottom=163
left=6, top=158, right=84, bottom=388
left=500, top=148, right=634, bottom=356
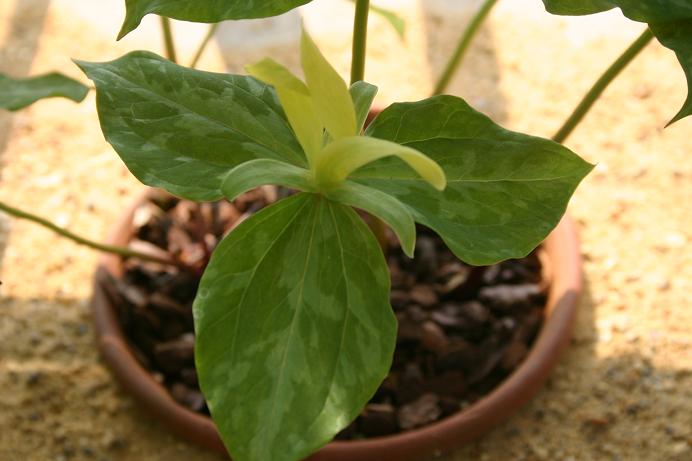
left=402, top=241, right=415, bottom=259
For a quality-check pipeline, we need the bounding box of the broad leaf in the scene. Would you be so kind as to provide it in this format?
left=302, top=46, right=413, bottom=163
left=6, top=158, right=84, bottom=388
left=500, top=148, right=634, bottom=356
left=317, top=135, right=446, bottom=191
left=246, top=58, right=323, bottom=165
left=300, top=28, right=357, bottom=140
left=221, top=159, right=314, bottom=201
left=194, top=193, right=396, bottom=461
left=0, top=72, right=88, bottom=111
left=325, top=180, right=416, bottom=257
left=77, top=51, right=305, bottom=201
left=119, top=0, right=314, bottom=39
left=543, top=0, right=692, bottom=124
left=360, top=95, right=593, bottom=265
left=349, top=81, right=378, bottom=133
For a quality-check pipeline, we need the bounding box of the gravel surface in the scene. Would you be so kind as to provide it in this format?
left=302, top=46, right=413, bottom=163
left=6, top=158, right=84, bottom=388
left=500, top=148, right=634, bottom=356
left=1, top=1, right=690, bottom=460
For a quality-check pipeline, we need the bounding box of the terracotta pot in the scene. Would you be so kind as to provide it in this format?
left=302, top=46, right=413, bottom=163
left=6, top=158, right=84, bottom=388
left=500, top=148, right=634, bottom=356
left=91, top=190, right=582, bottom=460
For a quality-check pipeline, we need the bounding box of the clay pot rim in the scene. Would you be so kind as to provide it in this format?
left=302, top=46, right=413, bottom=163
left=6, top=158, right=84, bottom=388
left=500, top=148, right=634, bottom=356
left=91, top=188, right=581, bottom=460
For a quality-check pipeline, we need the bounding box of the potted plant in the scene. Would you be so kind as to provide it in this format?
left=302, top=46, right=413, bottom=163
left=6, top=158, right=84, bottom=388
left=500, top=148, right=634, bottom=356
left=1, top=1, right=689, bottom=460
left=77, top=4, right=594, bottom=461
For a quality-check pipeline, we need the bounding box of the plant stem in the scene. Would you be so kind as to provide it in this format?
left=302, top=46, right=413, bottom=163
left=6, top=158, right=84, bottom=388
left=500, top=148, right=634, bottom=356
left=160, top=17, right=178, bottom=63
left=189, top=23, right=219, bottom=69
left=433, top=0, right=499, bottom=95
left=552, top=28, right=654, bottom=143
left=350, top=0, right=370, bottom=84
left=350, top=0, right=390, bottom=250
left=0, top=200, right=178, bottom=267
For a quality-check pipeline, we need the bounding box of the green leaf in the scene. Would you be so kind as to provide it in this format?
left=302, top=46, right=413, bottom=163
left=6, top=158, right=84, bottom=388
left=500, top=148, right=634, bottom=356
left=349, top=81, right=378, bottom=133
left=369, top=4, right=407, bottom=39
left=543, top=0, right=692, bottom=22
left=194, top=193, right=396, bottom=461
left=246, top=58, right=323, bottom=166
left=221, top=159, right=314, bottom=201
left=325, top=181, right=416, bottom=257
left=316, top=135, right=446, bottom=191
left=119, top=0, right=314, bottom=39
left=543, top=0, right=692, bottom=124
left=347, top=0, right=406, bottom=39
left=76, top=51, right=305, bottom=201
left=300, top=27, right=357, bottom=140
left=650, top=21, right=692, bottom=124
left=0, top=72, right=88, bottom=111
left=360, top=95, right=593, bottom=266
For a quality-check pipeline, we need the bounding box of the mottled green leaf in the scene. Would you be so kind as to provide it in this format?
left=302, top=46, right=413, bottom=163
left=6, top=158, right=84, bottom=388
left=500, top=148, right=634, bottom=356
left=317, top=135, right=446, bottom=191
left=349, top=81, right=378, bottom=133
left=301, top=28, right=357, bottom=140
left=77, top=51, right=304, bottom=201
left=221, top=159, right=314, bottom=201
left=360, top=95, right=593, bottom=265
left=324, top=180, right=416, bottom=257
left=0, top=72, right=88, bottom=111
left=246, top=58, right=323, bottom=165
left=543, top=0, right=692, bottom=123
left=194, top=193, right=396, bottom=461
left=119, top=0, right=314, bottom=39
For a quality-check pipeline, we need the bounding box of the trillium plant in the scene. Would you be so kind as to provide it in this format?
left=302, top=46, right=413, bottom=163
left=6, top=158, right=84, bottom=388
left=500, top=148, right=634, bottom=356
left=1, top=1, right=690, bottom=461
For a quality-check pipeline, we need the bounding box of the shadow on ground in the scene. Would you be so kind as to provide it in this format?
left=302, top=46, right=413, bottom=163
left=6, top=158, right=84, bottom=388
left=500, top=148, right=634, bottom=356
left=0, top=0, right=51, bottom=165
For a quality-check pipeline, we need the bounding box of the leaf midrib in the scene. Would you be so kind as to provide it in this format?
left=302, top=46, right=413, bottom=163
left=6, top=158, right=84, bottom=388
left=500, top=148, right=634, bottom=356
left=261, top=195, right=321, bottom=454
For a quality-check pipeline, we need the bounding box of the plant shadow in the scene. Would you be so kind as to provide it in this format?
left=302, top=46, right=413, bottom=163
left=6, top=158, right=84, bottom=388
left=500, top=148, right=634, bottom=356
left=0, top=0, right=52, bottom=165
left=420, top=0, right=508, bottom=123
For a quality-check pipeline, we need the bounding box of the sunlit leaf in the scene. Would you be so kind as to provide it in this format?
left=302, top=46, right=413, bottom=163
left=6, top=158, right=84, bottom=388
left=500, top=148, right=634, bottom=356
left=360, top=95, right=593, bottom=265
left=77, top=51, right=304, bottom=201
left=247, top=58, right=323, bottom=164
left=119, top=0, right=314, bottom=39
left=0, top=72, right=88, bottom=111
left=195, top=193, right=395, bottom=461
left=316, top=135, right=446, bottom=191
left=300, top=27, right=357, bottom=140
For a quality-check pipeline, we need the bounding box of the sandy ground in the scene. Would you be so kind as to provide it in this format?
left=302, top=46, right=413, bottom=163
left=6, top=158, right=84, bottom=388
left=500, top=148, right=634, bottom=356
left=0, top=0, right=690, bottom=460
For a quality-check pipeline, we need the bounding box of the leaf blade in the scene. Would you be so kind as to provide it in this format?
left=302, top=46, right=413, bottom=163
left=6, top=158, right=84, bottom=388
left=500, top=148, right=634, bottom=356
left=361, top=95, right=593, bottom=265
left=246, top=58, right=323, bottom=165
left=221, top=159, right=314, bottom=201
left=325, top=180, right=416, bottom=257
left=194, top=193, right=396, bottom=461
left=317, top=135, right=446, bottom=191
left=0, top=72, right=88, bottom=111
left=77, top=51, right=304, bottom=201
left=119, top=0, right=314, bottom=39
left=349, top=81, right=378, bottom=133
left=301, top=28, right=357, bottom=140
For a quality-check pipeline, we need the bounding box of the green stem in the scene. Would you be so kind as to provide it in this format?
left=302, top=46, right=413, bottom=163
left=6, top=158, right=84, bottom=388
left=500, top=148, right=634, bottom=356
left=0, top=200, right=178, bottom=267
left=433, top=0, right=499, bottom=95
left=189, top=23, right=219, bottom=69
left=552, top=28, right=654, bottom=143
left=350, top=0, right=389, bottom=250
left=350, top=0, right=370, bottom=84
left=160, top=17, right=178, bottom=63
